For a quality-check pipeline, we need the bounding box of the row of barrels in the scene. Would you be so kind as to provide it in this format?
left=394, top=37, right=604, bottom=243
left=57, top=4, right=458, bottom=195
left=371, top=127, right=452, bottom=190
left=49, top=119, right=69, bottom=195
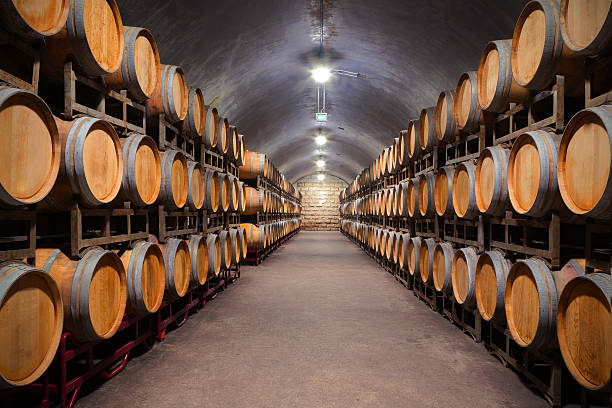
left=238, top=150, right=302, bottom=200
left=241, top=219, right=302, bottom=251
left=343, top=0, right=612, bottom=197
left=0, top=0, right=246, bottom=162
left=0, top=86, right=251, bottom=212
left=341, top=220, right=611, bottom=392
left=241, top=186, right=302, bottom=215
left=341, top=105, right=612, bottom=219
left=0, top=228, right=247, bottom=388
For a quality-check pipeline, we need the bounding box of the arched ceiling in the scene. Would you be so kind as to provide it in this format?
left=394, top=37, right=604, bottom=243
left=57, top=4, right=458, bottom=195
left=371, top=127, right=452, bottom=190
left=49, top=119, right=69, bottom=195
left=117, top=0, right=527, bottom=183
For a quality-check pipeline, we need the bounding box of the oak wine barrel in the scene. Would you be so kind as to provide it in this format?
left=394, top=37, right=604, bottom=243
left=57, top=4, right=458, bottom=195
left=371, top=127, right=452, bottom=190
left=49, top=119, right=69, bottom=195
left=397, top=182, right=407, bottom=216
left=228, top=126, right=239, bottom=162
left=159, top=238, right=190, bottom=299
left=406, top=237, right=423, bottom=276
left=475, top=145, right=510, bottom=216
left=216, top=117, right=229, bottom=155
left=184, top=87, right=205, bottom=137
left=454, top=71, right=482, bottom=133
left=382, top=148, right=390, bottom=177
left=43, top=116, right=122, bottom=210
left=505, top=257, right=559, bottom=349
left=398, top=130, right=410, bottom=166
left=158, top=149, right=188, bottom=210
left=385, top=230, right=397, bottom=261
left=229, top=175, right=240, bottom=212
left=243, top=186, right=266, bottom=215
left=238, top=181, right=246, bottom=212
left=0, top=86, right=60, bottom=206
left=146, top=64, right=188, bottom=123
left=418, top=172, right=435, bottom=217
left=407, top=119, right=421, bottom=160
left=229, top=229, right=241, bottom=264
left=0, top=261, right=63, bottom=388
left=557, top=272, right=611, bottom=390
left=433, top=242, right=453, bottom=293
left=477, top=39, right=529, bottom=113
left=419, top=238, right=436, bottom=285
left=104, top=26, right=160, bottom=102
left=37, top=247, right=127, bottom=342
left=434, top=166, right=454, bottom=217
left=558, top=106, right=612, bottom=217
left=451, top=247, right=478, bottom=307
left=206, top=233, right=221, bottom=279
left=435, top=90, right=457, bottom=143
left=43, top=0, right=124, bottom=77
left=203, top=106, right=218, bottom=149
left=398, top=232, right=410, bottom=270
left=119, top=240, right=164, bottom=316
left=237, top=227, right=247, bottom=260
left=560, top=0, right=612, bottom=56
left=187, top=234, right=208, bottom=286
left=218, top=230, right=232, bottom=269
left=475, top=250, right=511, bottom=322
left=419, top=107, right=437, bottom=152
left=406, top=178, right=420, bottom=218
left=114, top=133, right=160, bottom=207
left=508, top=129, right=560, bottom=217
left=186, top=160, right=204, bottom=210
left=218, top=172, right=230, bottom=212
left=239, top=151, right=267, bottom=179
left=203, top=169, right=220, bottom=213
left=0, top=0, right=69, bottom=38
left=511, top=0, right=583, bottom=90
left=237, top=134, right=246, bottom=166
left=452, top=161, right=478, bottom=219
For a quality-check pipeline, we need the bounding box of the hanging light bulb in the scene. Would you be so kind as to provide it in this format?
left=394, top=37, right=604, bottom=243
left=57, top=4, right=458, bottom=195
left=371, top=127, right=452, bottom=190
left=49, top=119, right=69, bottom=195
left=316, top=159, right=325, bottom=168
left=317, top=173, right=325, bottom=181
left=315, top=135, right=327, bottom=145
left=312, top=67, right=331, bottom=83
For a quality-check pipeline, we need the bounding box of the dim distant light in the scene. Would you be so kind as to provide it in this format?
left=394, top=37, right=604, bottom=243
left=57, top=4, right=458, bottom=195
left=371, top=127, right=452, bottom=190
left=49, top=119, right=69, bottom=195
left=317, top=174, right=325, bottom=181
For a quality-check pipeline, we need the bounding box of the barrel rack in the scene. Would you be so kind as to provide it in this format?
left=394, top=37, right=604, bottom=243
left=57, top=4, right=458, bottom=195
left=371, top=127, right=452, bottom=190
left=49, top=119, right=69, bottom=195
left=0, top=28, right=40, bottom=93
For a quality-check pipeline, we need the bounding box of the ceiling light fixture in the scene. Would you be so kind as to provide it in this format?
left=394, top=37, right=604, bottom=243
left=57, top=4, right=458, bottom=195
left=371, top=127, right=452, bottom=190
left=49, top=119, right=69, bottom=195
left=315, top=135, right=327, bottom=145
left=317, top=173, right=325, bottom=181
left=316, top=160, right=325, bottom=168
left=312, top=67, right=331, bottom=83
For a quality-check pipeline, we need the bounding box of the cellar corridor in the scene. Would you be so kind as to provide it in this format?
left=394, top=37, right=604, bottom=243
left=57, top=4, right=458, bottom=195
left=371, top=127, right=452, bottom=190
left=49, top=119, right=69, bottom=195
left=78, top=232, right=543, bottom=408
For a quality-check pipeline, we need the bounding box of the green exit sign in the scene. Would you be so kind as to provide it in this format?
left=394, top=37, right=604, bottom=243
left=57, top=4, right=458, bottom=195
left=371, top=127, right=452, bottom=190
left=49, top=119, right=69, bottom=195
left=315, top=112, right=327, bottom=121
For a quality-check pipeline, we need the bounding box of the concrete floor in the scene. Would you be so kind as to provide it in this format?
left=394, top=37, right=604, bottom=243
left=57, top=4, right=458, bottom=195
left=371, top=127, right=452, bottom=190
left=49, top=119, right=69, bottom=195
left=78, top=231, right=545, bottom=408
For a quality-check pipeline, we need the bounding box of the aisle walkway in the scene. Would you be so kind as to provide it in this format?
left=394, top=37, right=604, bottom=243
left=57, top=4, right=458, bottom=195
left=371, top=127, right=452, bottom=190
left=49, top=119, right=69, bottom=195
left=79, top=232, right=543, bottom=407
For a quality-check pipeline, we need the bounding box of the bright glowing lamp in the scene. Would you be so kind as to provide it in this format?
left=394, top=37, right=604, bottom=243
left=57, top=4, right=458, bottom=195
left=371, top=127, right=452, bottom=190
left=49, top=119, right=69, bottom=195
left=315, top=135, right=327, bottom=145
left=317, top=174, right=325, bottom=181
left=312, top=67, right=331, bottom=83
left=316, top=160, right=325, bottom=168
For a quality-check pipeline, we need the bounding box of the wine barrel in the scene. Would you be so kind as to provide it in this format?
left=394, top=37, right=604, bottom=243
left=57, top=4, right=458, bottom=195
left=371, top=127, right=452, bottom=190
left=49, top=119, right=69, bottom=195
left=508, top=129, right=560, bottom=217
left=0, top=0, right=69, bottom=38
left=452, top=161, right=478, bottom=219
left=379, top=230, right=388, bottom=256
left=505, top=257, right=559, bottom=348
left=382, top=148, right=390, bottom=177
left=203, top=106, right=218, bottom=149
left=216, top=117, right=229, bottom=156
left=201, top=170, right=218, bottom=213
left=385, top=187, right=395, bottom=217
left=558, top=272, right=611, bottom=390
left=511, top=0, right=583, bottom=90
left=43, top=116, right=122, bottom=210
left=218, top=173, right=230, bottom=212
left=186, top=160, right=204, bottom=210
left=184, top=87, right=205, bottom=137
left=398, top=232, right=411, bottom=270
left=419, top=107, right=437, bottom=152
left=477, top=39, right=529, bottom=113
left=239, top=151, right=267, bottom=179
left=435, top=90, right=457, bottom=143
left=385, top=231, right=397, bottom=261
left=454, top=71, right=482, bottom=133
left=237, top=227, right=247, bottom=260
left=238, top=181, right=246, bottom=212
left=390, top=138, right=399, bottom=174
left=407, top=119, right=421, bottom=160
left=229, top=175, right=240, bottom=212
left=434, top=166, right=454, bottom=217
left=476, top=145, right=510, bottom=216
left=43, top=0, right=124, bottom=77
left=475, top=250, right=511, bottom=322
left=558, top=106, right=612, bottom=217
left=0, top=261, right=63, bottom=388
left=554, top=258, right=586, bottom=295
left=406, top=178, right=420, bottom=218
left=218, top=230, right=232, bottom=269
left=103, top=26, right=160, bottom=102
left=36, top=247, right=127, bottom=342
left=561, top=0, right=612, bottom=56
left=451, top=247, right=478, bottom=307
left=237, top=134, right=246, bottom=166
left=418, top=172, right=435, bottom=217
left=0, top=87, right=60, bottom=206
left=228, top=126, right=239, bottom=162
left=158, top=150, right=188, bottom=210
left=114, top=133, right=160, bottom=207
left=206, top=233, right=221, bottom=279
left=243, top=186, right=266, bottom=215
left=188, top=234, right=208, bottom=286
left=146, top=64, right=188, bottom=122
left=397, top=182, right=407, bottom=216
left=419, top=238, right=436, bottom=285
left=118, top=240, right=164, bottom=316
left=229, top=229, right=241, bottom=265
left=398, top=130, right=410, bottom=166
left=159, top=238, right=190, bottom=299
left=433, top=242, right=453, bottom=293
left=406, top=237, right=423, bottom=276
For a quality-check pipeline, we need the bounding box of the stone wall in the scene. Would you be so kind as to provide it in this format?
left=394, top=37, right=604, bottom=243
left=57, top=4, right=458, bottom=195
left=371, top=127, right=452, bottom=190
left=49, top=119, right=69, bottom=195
left=296, top=174, right=347, bottom=231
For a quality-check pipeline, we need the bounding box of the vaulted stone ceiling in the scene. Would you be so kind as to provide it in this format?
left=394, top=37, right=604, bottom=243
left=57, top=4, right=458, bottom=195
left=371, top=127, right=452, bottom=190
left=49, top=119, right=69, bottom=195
left=118, top=0, right=527, bottom=183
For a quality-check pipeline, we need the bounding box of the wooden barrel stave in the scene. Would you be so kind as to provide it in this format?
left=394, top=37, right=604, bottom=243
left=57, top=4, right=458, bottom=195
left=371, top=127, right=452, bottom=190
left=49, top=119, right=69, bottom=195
left=435, top=90, right=457, bottom=143
left=451, top=247, right=479, bottom=307
left=418, top=172, right=436, bottom=217
left=435, top=166, right=454, bottom=217
left=0, top=0, right=69, bottom=38
left=433, top=241, right=453, bottom=292
left=454, top=71, right=483, bottom=134
left=119, top=240, right=164, bottom=316
left=452, top=161, right=478, bottom=219
left=476, top=145, right=510, bottom=216
left=475, top=250, right=511, bottom=321
left=419, top=238, right=436, bottom=285
left=158, top=150, right=187, bottom=210
left=419, top=107, right=437, bottom=152
left=146, top=64, right=188, bottom=123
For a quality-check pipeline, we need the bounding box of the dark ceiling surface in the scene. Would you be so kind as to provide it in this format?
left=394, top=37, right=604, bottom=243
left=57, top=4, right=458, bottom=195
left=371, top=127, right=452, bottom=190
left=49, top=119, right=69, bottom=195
left=117, top=0, right=528, bottom=183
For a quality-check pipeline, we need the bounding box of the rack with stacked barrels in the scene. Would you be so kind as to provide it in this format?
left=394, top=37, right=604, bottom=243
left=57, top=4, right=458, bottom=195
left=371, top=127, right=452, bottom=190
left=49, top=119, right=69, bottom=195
left=0, top=0, right=250, bottom=406
left=238, top=150, right=302, bottom=265
left=340, top=1, right=612, bottom=406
